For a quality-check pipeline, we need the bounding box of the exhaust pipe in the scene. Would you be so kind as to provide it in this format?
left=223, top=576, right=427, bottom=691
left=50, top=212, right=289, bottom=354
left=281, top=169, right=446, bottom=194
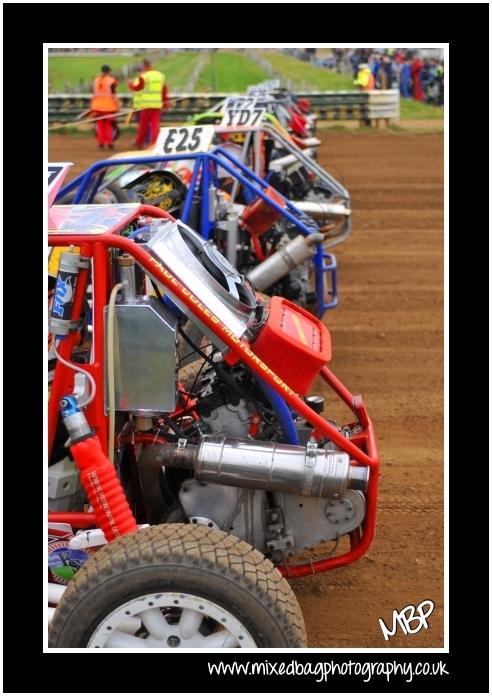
left=247, top=232, right=323, bottom=291
left=292, top=200, right=351, bottom=219
left=154, top=436, right=369, bottom=499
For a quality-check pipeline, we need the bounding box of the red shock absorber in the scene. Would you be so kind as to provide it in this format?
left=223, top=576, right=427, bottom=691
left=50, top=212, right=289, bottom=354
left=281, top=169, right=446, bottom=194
left=70, top=434, right=138, bottom=541
left=61, top=396, right=137, bottom=541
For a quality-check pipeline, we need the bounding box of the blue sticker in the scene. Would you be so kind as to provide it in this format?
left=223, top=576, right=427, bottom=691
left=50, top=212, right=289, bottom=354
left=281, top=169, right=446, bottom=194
left=48, top=541, right=89, bottom=584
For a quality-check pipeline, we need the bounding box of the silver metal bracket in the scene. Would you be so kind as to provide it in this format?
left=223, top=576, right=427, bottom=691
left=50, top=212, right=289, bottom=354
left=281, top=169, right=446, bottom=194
left=77, top=256, right=91, bottom=269
left=265, top=503, right=294, bottom=561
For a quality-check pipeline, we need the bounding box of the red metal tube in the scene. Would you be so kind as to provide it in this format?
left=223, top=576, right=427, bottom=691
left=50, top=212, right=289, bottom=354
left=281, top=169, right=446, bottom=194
left=85, top=242, right=110, bottom=452
left=248, top=229, right=266, bottom=261
left=319, top=365, right=356, bottom=410
left=48, top=232, right=377, bottom=467
left=48, top=512, right=97, bottom=528
left=48, top=205, right=380, bottom=574
left=135, top=206, right=173, bottom=222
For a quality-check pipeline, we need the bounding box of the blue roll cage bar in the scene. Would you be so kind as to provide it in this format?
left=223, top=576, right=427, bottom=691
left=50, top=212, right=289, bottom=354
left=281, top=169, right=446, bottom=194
left=57, top=146, right=338, bottom=315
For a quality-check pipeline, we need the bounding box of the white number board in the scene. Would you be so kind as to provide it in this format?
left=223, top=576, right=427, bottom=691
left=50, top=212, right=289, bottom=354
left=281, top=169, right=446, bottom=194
left=246, top=80, right=280, bottom=96
left=245, top=87, right=270, bottom=98
left=154, top=125, right=215, bottom=156
left=220, top=97, right=266, bottom=129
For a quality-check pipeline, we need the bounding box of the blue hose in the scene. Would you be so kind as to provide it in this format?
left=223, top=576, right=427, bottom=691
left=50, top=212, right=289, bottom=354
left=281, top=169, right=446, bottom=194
left=256, top=377, right=299, bottom=445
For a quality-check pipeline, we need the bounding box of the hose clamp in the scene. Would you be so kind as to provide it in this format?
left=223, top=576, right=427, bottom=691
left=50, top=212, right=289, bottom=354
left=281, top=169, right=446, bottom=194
left=49, top=318, right=82, bottom=336
left=77, top=256, right=91, bottom=269
left=278, top=244, right=297, bottom=271
left=303, top=439, right=318, bottom=495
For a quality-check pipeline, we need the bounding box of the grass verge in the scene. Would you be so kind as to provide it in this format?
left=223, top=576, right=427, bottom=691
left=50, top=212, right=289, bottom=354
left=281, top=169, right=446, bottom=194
left=49, top=52, right=202, bottom=92
left=399, top=99, right=443, bottom=119
left=195, top=52, right=268, bottom=92
left=256, top=51, right=354, bottom=90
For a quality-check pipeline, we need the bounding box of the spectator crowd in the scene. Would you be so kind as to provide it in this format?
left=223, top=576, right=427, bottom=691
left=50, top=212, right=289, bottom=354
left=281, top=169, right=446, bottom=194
left=282, top=48, right=444, bottom=106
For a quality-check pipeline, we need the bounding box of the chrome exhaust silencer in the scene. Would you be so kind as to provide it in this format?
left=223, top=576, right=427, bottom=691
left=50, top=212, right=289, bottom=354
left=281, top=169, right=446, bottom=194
left=163, top=435, right=369, bottom=499
left=293, top=200, right=352, bottom=219
left=247, top=232, right=323, bottom=291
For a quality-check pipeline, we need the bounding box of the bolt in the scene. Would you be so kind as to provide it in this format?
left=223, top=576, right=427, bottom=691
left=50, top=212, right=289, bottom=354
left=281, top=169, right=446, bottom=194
left=167, top=635, right=181, bottom=647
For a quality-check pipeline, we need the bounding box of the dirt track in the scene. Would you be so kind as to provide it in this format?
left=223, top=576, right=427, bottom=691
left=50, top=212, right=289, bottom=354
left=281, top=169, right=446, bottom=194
left=49, top=131, right=444, bottom=648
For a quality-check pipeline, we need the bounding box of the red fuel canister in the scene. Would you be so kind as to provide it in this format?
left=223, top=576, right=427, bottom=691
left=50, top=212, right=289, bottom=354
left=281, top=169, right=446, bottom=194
left=251, top=296, right=331, bottom=395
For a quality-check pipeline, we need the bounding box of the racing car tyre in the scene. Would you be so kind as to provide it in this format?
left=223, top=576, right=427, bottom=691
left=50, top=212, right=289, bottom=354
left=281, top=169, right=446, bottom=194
left=49, top=523, right=307, bottom=648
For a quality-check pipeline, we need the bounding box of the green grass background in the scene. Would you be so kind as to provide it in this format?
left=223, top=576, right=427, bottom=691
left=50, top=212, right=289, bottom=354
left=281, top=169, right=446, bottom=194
left=49, top=52, right=202, bottom=92
left=257, top=52, right=354, bottom=90
left=194, top=52, right=268, bottom=92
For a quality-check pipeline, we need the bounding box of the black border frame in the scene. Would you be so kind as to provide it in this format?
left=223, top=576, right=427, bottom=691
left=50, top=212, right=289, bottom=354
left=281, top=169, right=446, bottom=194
left=2, top=7, right=489, bottom=693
